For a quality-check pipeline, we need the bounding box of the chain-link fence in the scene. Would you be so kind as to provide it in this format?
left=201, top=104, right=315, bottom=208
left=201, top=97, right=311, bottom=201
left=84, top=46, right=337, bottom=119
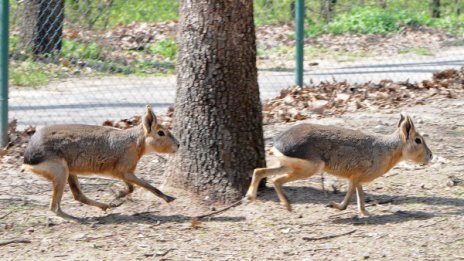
left=6, top=0, right=464, bottom=129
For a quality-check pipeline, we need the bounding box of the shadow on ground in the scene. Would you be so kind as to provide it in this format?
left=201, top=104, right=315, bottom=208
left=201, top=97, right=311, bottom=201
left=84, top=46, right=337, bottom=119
left=332, top=210, right=435, bottom=226
left=252, top=185, right=463, bottom=225
left=81, top=212, right=245, bottom=225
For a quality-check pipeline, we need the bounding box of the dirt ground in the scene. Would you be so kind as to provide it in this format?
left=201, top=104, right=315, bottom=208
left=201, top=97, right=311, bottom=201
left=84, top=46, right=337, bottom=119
left=1, top=94, right=463, bottom=260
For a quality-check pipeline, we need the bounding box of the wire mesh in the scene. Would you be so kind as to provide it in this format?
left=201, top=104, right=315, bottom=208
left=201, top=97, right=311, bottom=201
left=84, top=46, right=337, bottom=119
left=7, top=0, right=464, bottom=129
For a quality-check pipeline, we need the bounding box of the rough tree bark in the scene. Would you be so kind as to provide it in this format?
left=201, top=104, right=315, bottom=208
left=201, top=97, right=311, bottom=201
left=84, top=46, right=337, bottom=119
left=164, top=0, right=266, bottom=203
left=18, top=0, right=64, bottom=55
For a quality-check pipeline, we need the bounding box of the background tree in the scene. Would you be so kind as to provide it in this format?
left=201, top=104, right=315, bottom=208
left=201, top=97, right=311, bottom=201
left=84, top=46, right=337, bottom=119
left=165, top=0, right=266, bottom=203
left=18, top=0, right=64, bottom=55
left=379, top=0, right=387, bottom=9
left=431, top=0, right=441, bottom=18
left=321, top=0, right=337, bottom=22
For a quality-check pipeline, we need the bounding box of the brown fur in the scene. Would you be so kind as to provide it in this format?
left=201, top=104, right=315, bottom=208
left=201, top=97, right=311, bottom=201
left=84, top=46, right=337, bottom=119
left=246, top=115, right=433, bottom=216
left=22, top=105, right=179, bottom=221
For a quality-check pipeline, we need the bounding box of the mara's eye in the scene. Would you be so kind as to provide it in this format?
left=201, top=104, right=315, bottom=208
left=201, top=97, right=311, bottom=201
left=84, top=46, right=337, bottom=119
left=415, top=138, right=422, bottom=144
left=157, top=130, right=165, bottom=136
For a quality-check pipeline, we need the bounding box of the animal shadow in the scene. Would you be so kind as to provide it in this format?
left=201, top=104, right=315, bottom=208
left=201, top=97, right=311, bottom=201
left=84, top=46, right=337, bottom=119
left=255, top=184, right=463, bottom=224
left=81, top=212, right=245, bottom=225
left=332, top=210, right=435, bottom=226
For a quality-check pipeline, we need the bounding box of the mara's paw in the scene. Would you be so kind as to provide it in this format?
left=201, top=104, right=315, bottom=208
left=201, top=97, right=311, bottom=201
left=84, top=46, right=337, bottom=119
left=358, top=209, right=371, bottom=218
left=244, top=192, right=256, bottom=202
left=165, top=195, right=176, bottom=203
left=282, top=202, right=292, bottom=212
left=327, top=201, right=342, bottom=210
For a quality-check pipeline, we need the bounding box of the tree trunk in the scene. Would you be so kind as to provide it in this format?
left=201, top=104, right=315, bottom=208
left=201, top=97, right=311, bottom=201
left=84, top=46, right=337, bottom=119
left=431, top=0, right=441, bottom=18
left=379, top=0, right=387, bottom=9
left=456, top=0, right=461, bottom=15
left=165, top=0, right=266, bottom=203
left=321, top=0, right=337, bottom=22
left=359, top=0, right=365, bottom=6
left=290, top=1, right=295, bottom=19
left=18, top=0, right=64, bottom=55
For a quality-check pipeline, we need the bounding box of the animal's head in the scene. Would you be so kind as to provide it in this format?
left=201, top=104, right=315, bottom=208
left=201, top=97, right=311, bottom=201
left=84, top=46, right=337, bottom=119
left=398, top=114, right=432, bottom=164
left=142, top=105, right=179, bottom=154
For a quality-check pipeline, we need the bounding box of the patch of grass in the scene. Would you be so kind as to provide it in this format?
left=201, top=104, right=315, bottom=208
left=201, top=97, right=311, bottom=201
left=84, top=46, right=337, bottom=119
left=303, top=4, right=464, bottom=37
left=331, top=7, right=432, bottom=35
left=8, top=35, right=18, bottom=53
left=147, top=39, right=177, bottom=61
left=9, top=38, right=176, bottom=87
left=10, top=60, right=51, bottom=87
left=61, top=39, right=175, bottom=76
left=65, top=0, right=297, bottom=28
left=305, top=6, right=438, bottom=36
left=398, top=47, right=434, bottom=56
left=65, top=0, right=179, bottom=29
left=429, top=15, right=464, bottom=35
left=254, top=0, right=294, bottom=26
left=62, top=40, right=104, bottom=60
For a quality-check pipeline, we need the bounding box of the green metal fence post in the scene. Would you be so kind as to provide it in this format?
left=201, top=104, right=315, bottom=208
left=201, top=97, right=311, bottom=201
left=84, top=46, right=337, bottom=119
left=0, top=0, right=8, bottom=146
left=295, top=0, right=304, bottom=87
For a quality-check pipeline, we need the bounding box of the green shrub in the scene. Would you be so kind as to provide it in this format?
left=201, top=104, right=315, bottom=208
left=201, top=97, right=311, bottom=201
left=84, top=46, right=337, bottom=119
left=65, top=0, right=178, bottom=29
left=10, top=61, right=50, bottom=86
left=305, top=6, right=437, bottom=36
left=327, top=7, right=401, bottom=34
left=430, top=15, right=464, bottom=35
left=62, top=40, right=103, bottom=60
left=148, top=39, right=177, bottom=60
left=254, top=0, right=294, bottom=26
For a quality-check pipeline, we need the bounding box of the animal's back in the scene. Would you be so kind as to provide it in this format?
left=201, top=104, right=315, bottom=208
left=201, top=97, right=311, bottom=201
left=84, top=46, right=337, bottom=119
left=273, top=123, right=383, bottom=176
left=24, top=124, right=137, bottom=172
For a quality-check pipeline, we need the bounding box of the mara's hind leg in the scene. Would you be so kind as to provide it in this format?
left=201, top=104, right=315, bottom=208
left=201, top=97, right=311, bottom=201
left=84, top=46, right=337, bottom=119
left=68, top=175, right=118, bottom=211
left=245, top=166, right=289, bottom=201
left=329, top=179, right=357, bottom=211
left=273, top=161, right=324, bottom=212
left=355, top=184, right=370, bottom=217
left=115, top=181, right=134, bottom=199
left=26, top=160, right=78, bottom=221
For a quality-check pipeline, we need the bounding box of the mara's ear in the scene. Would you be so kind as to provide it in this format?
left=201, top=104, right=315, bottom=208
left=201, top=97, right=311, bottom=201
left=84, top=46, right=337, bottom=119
left=400, top=115, right=415, bottom=140
left=142, top=105, right=158, bottom=134
left=398, top=113, right=406, bottom=127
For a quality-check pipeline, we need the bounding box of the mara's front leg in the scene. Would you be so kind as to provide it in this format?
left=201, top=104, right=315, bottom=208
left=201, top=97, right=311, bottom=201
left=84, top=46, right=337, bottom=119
left=356, top=184, right=371, bottom=217
left=328, top=180, right=356, bottom=211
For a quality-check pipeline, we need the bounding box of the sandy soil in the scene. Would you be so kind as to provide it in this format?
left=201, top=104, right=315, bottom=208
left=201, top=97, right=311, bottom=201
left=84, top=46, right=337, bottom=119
left=1, top=95, right=463, bottom=260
